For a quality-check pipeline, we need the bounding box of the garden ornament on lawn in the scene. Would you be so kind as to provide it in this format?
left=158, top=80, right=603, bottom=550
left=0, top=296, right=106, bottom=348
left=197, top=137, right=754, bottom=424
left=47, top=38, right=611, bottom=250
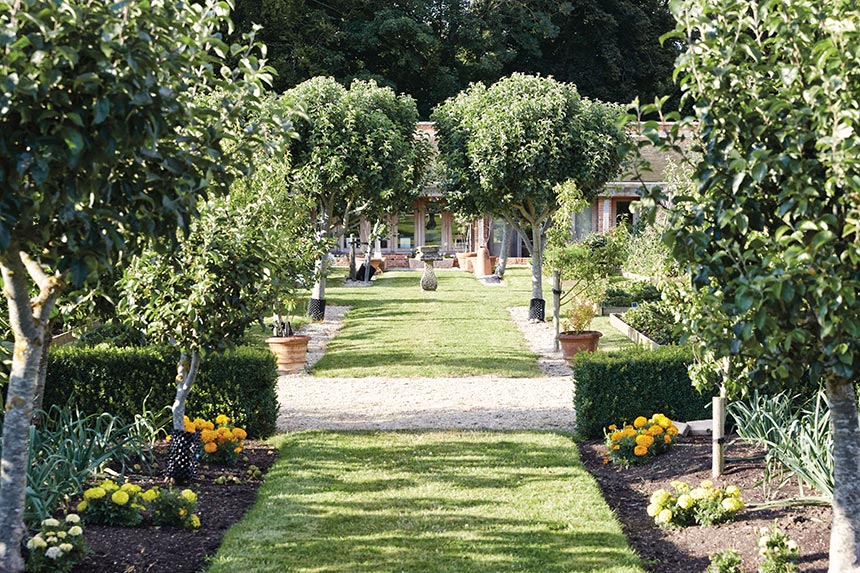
left=416, top=246, right=441, bottom=291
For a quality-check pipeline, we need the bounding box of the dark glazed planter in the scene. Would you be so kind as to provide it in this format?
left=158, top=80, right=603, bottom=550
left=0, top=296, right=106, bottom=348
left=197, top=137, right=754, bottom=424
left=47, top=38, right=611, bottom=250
left=558, top=331, right=603, bottom=363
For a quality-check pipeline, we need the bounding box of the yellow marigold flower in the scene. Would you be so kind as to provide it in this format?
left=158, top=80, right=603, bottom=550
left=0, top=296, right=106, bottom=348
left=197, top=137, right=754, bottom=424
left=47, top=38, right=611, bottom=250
left=610, top=431, right=623, bottom=442
left=65, top=514, right=80, bottom=524
left=183, top=415, right=191, bottom=423
left=200, top=429, right=217, bottom=443
left=634, top=445, right=648, bottom=457
left=234, top=445, right=243, bottom=454
left=721, top=497, right=744, bottom=512
left=141, top=488, right=159, bottom=503
left=635, top=434, right=654, bottom=448
left=650, top=489, right=670, bottom=506
left=111, top=490, right=130, bottom=506
left=699, top=480, right=714, bottom=489
left=203, top=420, right=215, bottom=430
left=649, top=425, right=664, bottom=435
left=690, top=487, right=707, bottom=500
left=181, top=489, right=197, bottom=503
left=725, top=485, right=741, bottom=498
left=84, top=487, right=106, bottom=500
left=656, top=508, right=673, bottom=524
left=634, top=416, right=648, bottom=428
left=233, top=428, right=247, bottom=440
left=216, top=414, right=230, bottom=425
left=184, top=422, right=196, bottom=433
left=664, top=435, right=672, bottom=444
left=100, top=480, right=119, bottom=491
left=179, top=508, right=188, bottom=517
left=657, top=416, right=672, bottom=429
left=121, top=483, right=141, bottom=494
left=646, top=503, right=659, bottom=517
left=165, top=435, right=172, bottom=442
left=608, top=424, right=617, bottom=431
left=76, top=501, right=88, bottom=513
left=204, top=441, right=218, bottom=454
left=190, top=514, right=201, bottom=529
left=41, top=518, right=60, bottom=527
left=624, top=427, right=637, bottom=438
left=68, top=526, right=83, bottom=537
left=678, top=494, right=694, bottom=509
left=667, top=425, right=679, bottom=436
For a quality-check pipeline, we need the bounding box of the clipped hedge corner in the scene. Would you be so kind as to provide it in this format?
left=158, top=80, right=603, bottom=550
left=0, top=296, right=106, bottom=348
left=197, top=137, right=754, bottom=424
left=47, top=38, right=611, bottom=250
left=573, top=346, right=713, bottom=439
left=44, top=345, right=278, bottom=439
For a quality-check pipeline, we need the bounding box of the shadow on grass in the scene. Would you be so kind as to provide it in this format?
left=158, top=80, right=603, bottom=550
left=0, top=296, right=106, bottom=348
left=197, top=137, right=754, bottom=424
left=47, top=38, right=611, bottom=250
left=209, top=432, right=645, bottom=573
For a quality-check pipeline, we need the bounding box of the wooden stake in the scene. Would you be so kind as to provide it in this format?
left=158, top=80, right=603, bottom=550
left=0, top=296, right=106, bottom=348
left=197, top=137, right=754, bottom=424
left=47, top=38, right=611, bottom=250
left=552, top=270, right=561, bottom=352
left=712, top=388, right=727, bottom=478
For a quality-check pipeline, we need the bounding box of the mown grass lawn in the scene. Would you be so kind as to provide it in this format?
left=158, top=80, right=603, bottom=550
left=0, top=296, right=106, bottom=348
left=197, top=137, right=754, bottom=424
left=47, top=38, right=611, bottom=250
left=313, top=268, right=542, bottom=378
left=208, top=431, right=646, bottom=573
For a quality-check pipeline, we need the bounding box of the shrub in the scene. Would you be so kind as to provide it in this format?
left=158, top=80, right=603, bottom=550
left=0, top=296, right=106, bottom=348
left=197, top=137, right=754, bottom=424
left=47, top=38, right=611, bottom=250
left=757, top=522, right=800, bottom=573
left=41, top=346, right=277, bottom=438
left=148, top=487, right=201, bottom=530
left=573, top=346, right=712, bottom=439
left=77, top=480, right=145, bottom=527
left=647, top=480, right=745, bottom=528
left=620, top=300, right=679, bottom=345
left=707, top=550, right=743, bottom=573
left=603, top=413, right=679, bottom=466
left=601, top=282, right=662, bottom=307
left=184, top=414, right=247, bottom=465
left=24, top=514, right=86, bottom=573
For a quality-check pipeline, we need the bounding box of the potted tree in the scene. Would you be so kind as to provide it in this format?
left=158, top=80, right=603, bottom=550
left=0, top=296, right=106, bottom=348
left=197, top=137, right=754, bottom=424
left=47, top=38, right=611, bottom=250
left=265, top=297, right=310, bottom=374
left=558, top=299, right=603, bottom=359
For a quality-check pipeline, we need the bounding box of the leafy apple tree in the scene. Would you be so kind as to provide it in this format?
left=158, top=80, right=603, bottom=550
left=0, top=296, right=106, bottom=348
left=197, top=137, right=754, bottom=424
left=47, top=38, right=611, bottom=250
left=633, top=0, right=860, bottom=569
left=432, top=73, right=627, bottom=319
left=0, top=0, right=274, bottom=568
left=280, top=77, right=426, bottom=319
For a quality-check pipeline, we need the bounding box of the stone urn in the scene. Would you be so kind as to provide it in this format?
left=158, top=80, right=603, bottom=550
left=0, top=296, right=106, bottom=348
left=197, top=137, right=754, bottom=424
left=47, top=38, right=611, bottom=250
left=416, top=246, right=442, bottom=291
left=265, top=335, right=310, bottom=373
left=558, top=331, right=602, bottom=363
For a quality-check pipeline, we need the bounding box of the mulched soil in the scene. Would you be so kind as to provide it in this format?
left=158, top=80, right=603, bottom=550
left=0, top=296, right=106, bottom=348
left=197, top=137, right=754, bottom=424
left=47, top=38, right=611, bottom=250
left=579, top=435, right=830, bottom=573
left=71, top=441, right=277, bottom=573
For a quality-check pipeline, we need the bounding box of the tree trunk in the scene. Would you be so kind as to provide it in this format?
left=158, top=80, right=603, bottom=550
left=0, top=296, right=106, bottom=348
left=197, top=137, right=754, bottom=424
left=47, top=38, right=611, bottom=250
left=32, top=327, right=53, bottom=415
left=363, top=245, right=372, bottom=282
left=310, top=254, right=328, bottom=303
left=172, top=350, right=202, bottom=432
left=530, top=223, right=544, bottom=300
left=494, top=224, right=512, bottom=278
left=0, top=254, right=60, bottom=573
left=826, top=377, right=860, bottom=572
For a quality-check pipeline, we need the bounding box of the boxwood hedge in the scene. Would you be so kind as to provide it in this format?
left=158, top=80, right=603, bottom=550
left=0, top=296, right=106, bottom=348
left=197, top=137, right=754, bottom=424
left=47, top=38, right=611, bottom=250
left=573, top=346, right=713, bottom=439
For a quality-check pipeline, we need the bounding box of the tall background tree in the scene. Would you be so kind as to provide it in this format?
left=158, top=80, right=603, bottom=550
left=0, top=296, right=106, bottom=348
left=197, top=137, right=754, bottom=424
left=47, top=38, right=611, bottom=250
left=0, top=0, right=274, bottom=569
left=281, top=77, right=426, bottom=320
left=432, top=73, right=627, bottom=320
left=231, top=0, right=680, bottom=117
left=635, top=0, right=860, bottom=569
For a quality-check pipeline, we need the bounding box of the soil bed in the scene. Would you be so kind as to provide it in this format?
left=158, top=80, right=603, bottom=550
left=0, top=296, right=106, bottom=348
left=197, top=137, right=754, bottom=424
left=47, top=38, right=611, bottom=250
left=71, top=441, right=277, bottom=573
left=579, top=435, right=830, bottom=573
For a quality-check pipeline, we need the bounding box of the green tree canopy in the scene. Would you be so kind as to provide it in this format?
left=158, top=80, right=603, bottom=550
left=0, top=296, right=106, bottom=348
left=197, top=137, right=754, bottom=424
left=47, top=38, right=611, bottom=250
left=432, top=73, right=627, bottom=317
left=231, top=0, right=679, bottom=117
left=0, top=0, right=275, bottom=568
left=634, top=0, right=860, bottom=568
left=281, top=77, right=426, bottom=314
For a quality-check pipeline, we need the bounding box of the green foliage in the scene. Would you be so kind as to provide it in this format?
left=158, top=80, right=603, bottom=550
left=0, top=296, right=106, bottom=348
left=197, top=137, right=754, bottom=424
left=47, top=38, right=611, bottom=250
left=15, top=406, right=152, bottom=524
left=647, top=480, right=745, bottom=528
left=621, top=301, right=679, bottom=346
left=601, top=282, right=661, bottom=307
left=77, top=322, right=147, bottom=349
left=148, top=488, right=200, bottom=530
left=561, top=299, right=597, bottom=333
left=728, top=390, right=834, bottom=501
left=572, top=346, right=711, bottom=439
left=707, top=550, right=743, bottom=573
left=623, top=221, right=674, bottom=280
left=41, top=346, right=277, bottom=439
left=78, top=480, right=144, bottom=527
left=25, top=515, right=86, bottom=573
left=547, top=227, right=628, bottom=306
left=757, top=522, right=800, bottom=573
left=232, top=0, right=679, bottom=117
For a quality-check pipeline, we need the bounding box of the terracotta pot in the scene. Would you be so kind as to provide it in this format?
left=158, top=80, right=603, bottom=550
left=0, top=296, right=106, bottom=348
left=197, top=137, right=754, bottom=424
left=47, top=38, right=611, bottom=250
left=558, top=331, right=603, bottom=363
left=455, top=252, right=476, bottom=269
left=265, top=335, right=310, bottom=374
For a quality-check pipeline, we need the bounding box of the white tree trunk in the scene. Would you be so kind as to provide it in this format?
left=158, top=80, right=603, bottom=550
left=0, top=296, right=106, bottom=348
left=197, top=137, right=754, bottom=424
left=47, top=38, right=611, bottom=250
left=826, top=377, right=860, bottom=572
left=495, top=224, right=512, bottom=278
left=311, top=254, right=328, bottom=301
left=0, top=253, right=60, bottom=573
left=32, top=328, right=52, bottom=415
left=172, top=350, right=202, bottom=432
left=530, top=223, right=544, bottom=300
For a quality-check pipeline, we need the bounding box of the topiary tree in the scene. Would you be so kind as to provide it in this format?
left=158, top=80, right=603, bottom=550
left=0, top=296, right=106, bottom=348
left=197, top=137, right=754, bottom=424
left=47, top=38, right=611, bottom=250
left=634, top=1, right=860, bottom=569
left=0, top=1, right=274, bottom=568
left=280, top=77, right=426, bottom=320
left=432, top=73, right=628, bottom=319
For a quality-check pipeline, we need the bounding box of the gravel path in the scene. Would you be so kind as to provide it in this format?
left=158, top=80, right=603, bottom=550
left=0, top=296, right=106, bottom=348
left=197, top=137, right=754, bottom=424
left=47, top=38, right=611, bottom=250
left=276, top=304, right=575, bottom=432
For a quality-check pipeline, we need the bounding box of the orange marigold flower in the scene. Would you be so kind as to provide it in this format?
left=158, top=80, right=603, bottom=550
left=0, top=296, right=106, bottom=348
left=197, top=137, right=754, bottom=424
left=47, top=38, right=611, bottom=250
left=234, top=445, right=243, bottom=453
left=608, top=424, right=617, bottom=431
left=610, top=431, right=623, bottom=442
left=634, top=416, right=648, bottom=428
left=635, top=434, right=655, bottom=448
left=200, top=429, right=217, bottom=443
left=664, top=435, right=672, bottom=444
left=634, top=445, right=648, bottom=457
left=649, top=425, right=664, bottom=435
left=624, top=427, right=637, bottom=438
left=233, top=428, right=247, bottom=440
left=216, top=414, right=231, bottom=425
left=203, top=442, right=218, bottom=454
